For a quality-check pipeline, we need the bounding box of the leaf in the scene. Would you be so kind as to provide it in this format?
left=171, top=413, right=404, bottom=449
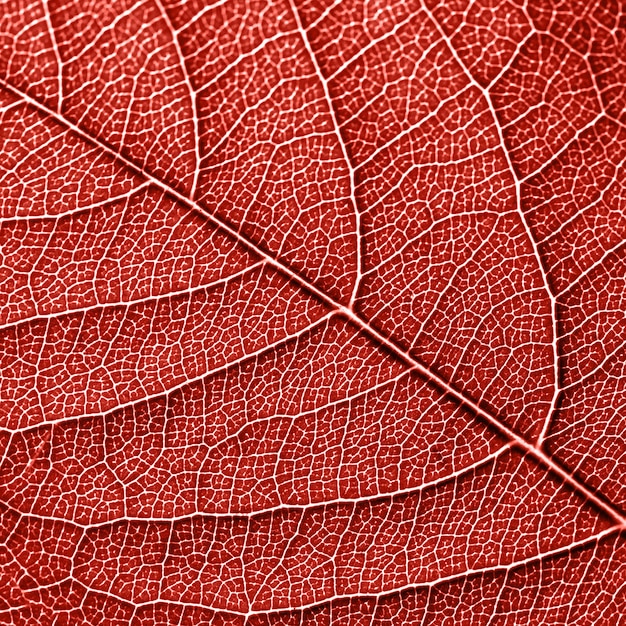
left=0, top=0, right=625, bottom=624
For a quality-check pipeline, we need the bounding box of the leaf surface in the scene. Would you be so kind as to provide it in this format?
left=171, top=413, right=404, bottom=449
left=1, top=0, right=626, bottom=624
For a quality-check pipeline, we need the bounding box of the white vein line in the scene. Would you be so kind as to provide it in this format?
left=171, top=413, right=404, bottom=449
left=0, top=261, right=266, bottom=333
left=382, top=217, right=508, bottom=346
left=362, top=200, right=502, bottom=279
left=484, top=31, right=535, bottom=89
left=561, top=338, right=626, bottom=392
left=318, top=304, right=626, bottom=528
left=306, top=0, right=341, bottom=31
left=42, top=0, right=63, bottom=113
left=0, top=112, right=67, bottom=172
left=195, top=31, right=297, bottom=97
left=558, top=237, right=626, bottom=297
left=62, top=0, right=145, bottom=65
left=286, top=0, right=361, bottom=307
left=11, top=525, right=620, bottom=617
left=326, top=9, right=418, bottom=82
left=2, top=77, right=624, bottom=528
left=353, top=82, right=475, bottom=170
left=3, top=364, right=408, bottom=439
left=360, top=153, right=503, bottom=218
left=0, top=95, right=26, bottom=115
left=173, top=0, right=230, bottom=34
left=200, top=75, right=318, bottom=160
left=2, top=444, right=512, bottom=524
left=0, top=310, right=335, bottom=435
left=418, top=2, right=560, bottom=449
left=0, top=182, right=150, bottom=223
left=541, top=178, right=616, bottom=246
left=519, top=112, right=605, bottom=184
left=153, top=0, right=200, bottom=198
left=161, top=370, right=490, bottom=480
left=338, top=38, right=443, bottom=130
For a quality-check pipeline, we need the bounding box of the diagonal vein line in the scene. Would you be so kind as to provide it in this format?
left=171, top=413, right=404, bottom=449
left=152, top=0, right=200, bottom=198
left=0, top=309, right=336, bottom=436
left=1, top=77, right=624, bottom=528
left=263, top=524, right=621, bottom=617
left=417, top=2, right=562, bottom=450
left=252, top=524, right=621, bottom=617
left=0, top=260, right=266, bottom=334
left=0, top=443, right=513, bottom=525
left=42, top=0, right=63, bottom=114
left=285, top=0, right=362, bottom=306
left=5, top=524, right=619, bottom=617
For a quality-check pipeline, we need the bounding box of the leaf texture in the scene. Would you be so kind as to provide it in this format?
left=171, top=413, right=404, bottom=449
left=0, top=0, right=625, bottom=624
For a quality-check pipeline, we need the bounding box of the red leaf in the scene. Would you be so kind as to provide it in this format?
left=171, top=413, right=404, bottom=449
left=1, top=0, right=625, bottom=623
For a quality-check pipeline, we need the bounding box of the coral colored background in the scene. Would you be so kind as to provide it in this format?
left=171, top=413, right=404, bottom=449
left=1, top=0, right=625, bottom=623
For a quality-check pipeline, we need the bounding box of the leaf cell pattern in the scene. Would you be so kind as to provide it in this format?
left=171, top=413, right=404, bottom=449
left=0, top=0, right=626, bottom=624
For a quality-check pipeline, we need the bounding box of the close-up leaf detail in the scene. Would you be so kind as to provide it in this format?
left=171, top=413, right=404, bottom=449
left=1, top=0, right=625, bottom=624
